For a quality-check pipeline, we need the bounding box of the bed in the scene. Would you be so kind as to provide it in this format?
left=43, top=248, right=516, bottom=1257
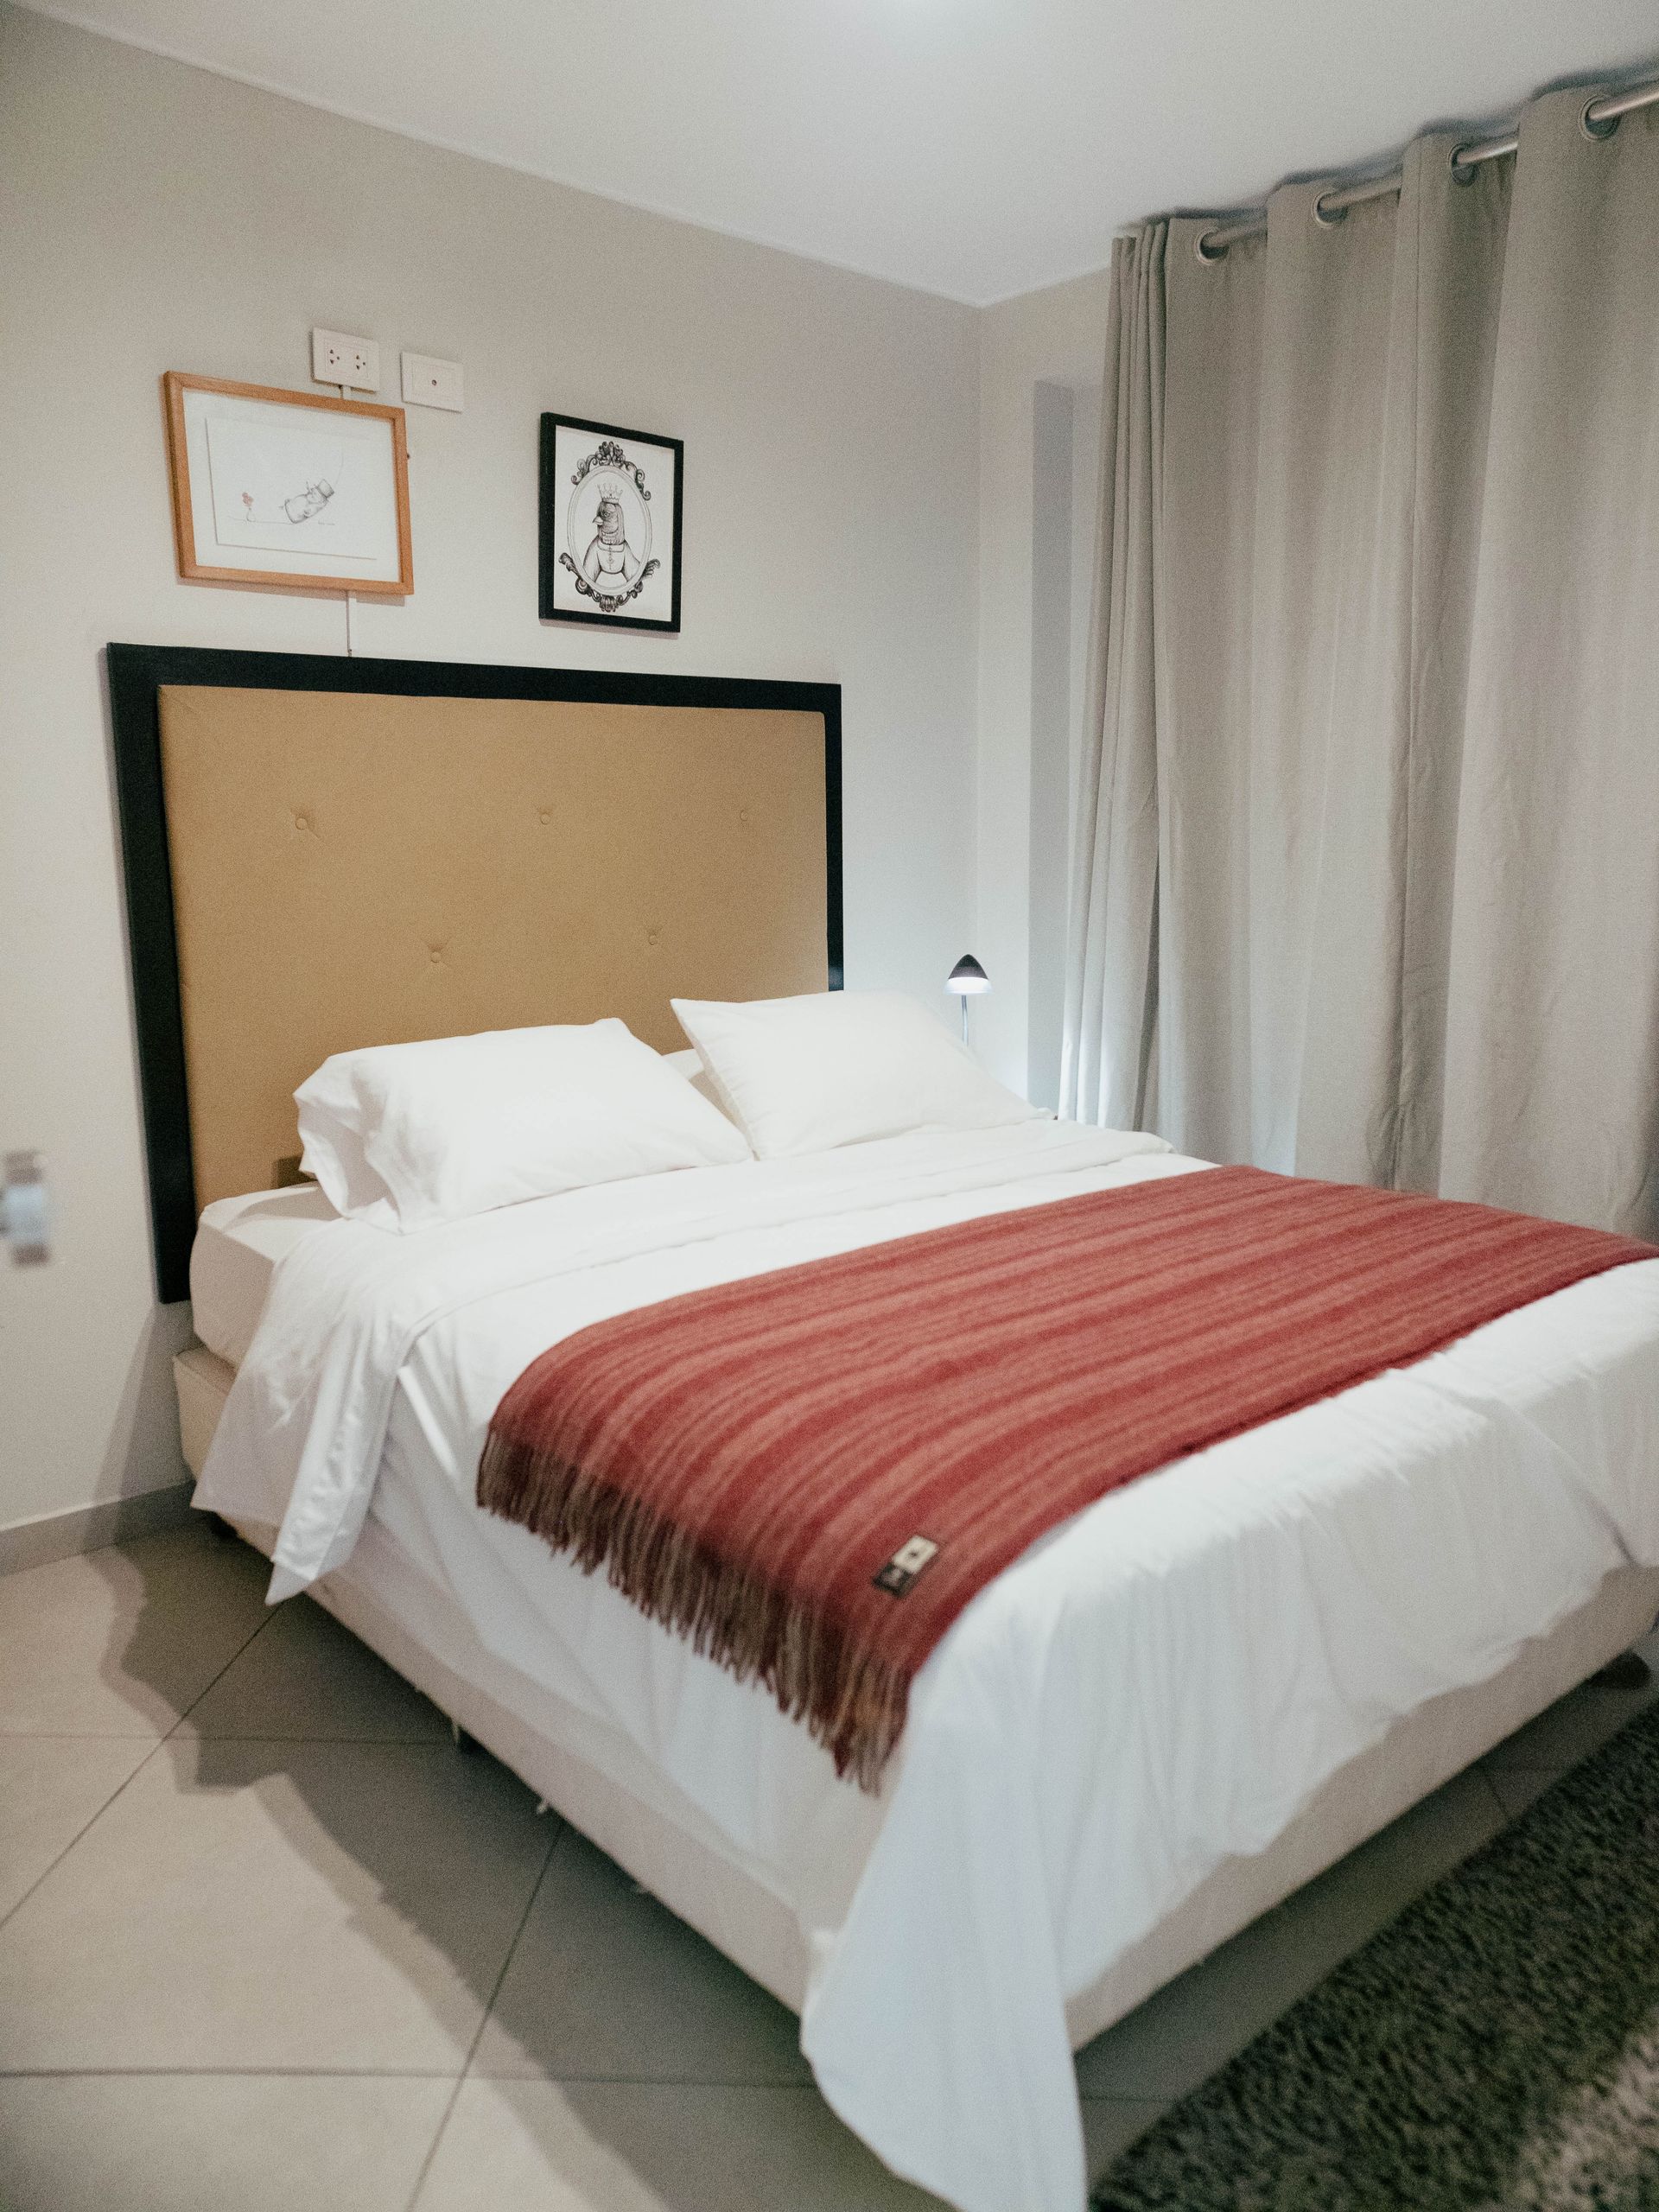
left=111, top=644, right=1659, bottom=2212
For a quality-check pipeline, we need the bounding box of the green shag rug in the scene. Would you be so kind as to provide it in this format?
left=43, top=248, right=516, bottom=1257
left=1093, top=1702, right=1659, bottom=2212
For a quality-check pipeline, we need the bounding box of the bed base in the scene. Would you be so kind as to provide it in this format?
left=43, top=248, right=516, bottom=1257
left=175, top=1343, right=1659, bottom=2056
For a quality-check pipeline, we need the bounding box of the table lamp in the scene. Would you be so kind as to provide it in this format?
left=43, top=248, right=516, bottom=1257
left=945, top=955, right=989, bottom=1046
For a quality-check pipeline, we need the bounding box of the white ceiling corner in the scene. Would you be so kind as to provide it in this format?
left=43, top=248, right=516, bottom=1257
left=21, top=0, right=1659, bottom=303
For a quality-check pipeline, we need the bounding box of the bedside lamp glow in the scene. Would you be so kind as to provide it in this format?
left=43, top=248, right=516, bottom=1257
left=945, top=954, right=989, bottom=1045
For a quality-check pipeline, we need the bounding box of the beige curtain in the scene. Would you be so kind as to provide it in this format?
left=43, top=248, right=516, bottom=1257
left=1438, top=92, right=1659, bottom=1230
left=1065, top=87, right=1659, bottom=1237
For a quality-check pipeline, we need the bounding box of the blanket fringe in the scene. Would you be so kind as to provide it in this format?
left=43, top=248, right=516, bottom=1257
left=478, top=1430, right=909, bottom=1791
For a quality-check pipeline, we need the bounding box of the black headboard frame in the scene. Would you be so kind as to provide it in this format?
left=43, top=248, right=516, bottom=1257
left=107, top=644, right=842, bottom=1303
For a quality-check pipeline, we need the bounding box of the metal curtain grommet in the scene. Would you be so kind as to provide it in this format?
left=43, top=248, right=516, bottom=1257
left=1449, top=145, right=1478, bottom=186
left=1195, top=228, right=1225, bottom=264
left=1312, top=191, right=1346, bottom=228
left=1580, top=96, right=1619, bottom=141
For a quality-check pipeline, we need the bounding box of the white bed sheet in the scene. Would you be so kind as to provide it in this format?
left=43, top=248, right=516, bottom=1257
left=192, top=1123, right=1659, bottom=2212
left=192, top=1184, right=340, bottom=1366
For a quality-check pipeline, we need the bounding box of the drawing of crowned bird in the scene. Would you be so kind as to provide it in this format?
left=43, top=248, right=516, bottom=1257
left=581, top=482, right=644, bottom=589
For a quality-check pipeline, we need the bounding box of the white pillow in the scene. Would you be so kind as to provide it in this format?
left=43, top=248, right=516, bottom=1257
left=296, top=1020, right=751, bottom=1232
left=670, top=990, right=1044, bottom=1160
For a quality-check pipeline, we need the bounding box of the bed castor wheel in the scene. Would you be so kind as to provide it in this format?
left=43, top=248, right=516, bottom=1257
left=1590, top=1651, right=1651, bottom=1691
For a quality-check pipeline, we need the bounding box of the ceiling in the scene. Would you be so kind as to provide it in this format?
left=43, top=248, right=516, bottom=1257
left=26, top=0, right=1659, bottom=303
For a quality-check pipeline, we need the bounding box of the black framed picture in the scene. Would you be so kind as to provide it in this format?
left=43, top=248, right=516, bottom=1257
left=539, top=413, right=683, bottom=632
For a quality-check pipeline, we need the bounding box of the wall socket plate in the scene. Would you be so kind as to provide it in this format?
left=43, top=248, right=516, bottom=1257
left=401, top=352, right=463, bottom=411
left=311, top=327, right=379, bottom=391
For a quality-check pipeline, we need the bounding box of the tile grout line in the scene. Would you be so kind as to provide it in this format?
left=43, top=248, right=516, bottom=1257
left=433, top=2067, right=821, bottom=2090
left=0, top=1746, right=165, bottom=1939
left=0, top=1730, right=211, bottom=1740
left=0, top=2065, right=468, bottom=2080
left=1, top=1728, right=453, bottom=1744
left=160, top=1732, right=460, bottom=1746
left=402, top=1815, right=569, bottom=2211
left=0, top=1599, right=278, bottom=1940
left=0, top=2062, right=825, bottom=2088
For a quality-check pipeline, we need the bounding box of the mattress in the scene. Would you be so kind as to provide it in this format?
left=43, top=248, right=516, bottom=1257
left=188, top=1125, right=1659, bottom=2212
left=191, top=1184, right=340, bottom=1366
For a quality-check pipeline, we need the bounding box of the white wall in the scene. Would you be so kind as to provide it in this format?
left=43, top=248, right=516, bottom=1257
left=1027, top=380, right=1077, bottom=1109
left=0, top=7, right=981, bottom=1536
left=1027, top=371, right=1106, bottom=1109
left=975, top=271, right=1111, bottom=1095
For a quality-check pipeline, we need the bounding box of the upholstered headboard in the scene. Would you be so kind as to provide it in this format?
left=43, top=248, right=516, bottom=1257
left=109, top=645, right=842, bottom=1301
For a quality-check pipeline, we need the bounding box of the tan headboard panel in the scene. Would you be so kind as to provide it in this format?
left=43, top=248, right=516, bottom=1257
left=156, top=683, right=830, bottom=1209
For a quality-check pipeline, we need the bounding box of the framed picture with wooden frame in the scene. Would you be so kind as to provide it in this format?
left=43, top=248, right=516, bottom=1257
left=162, top=372, right=413, bottom=597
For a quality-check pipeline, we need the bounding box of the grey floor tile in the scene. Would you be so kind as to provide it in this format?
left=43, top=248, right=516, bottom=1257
left=1482, top=1624, right=1659, bottom=1772
left=472, top=1828, right=810, bottom=2085
left=180, top=1591, right=449, bottom=1742
left=0, top=1736, right=554, bottom=2074
left=0, top=2072, right=452, bottom=2212
left=414, top=2076, right=950, bottom=2211
left=0, top=1735, right=154, bottom=1923
left=10, top=1523, right=1637, bottom=2212
left=0, top=1522, right=269, bottom=1736
left=1075, top=1765, right=1506, bottom=2101
left=1082, top=2095, right=1170, bottom=2183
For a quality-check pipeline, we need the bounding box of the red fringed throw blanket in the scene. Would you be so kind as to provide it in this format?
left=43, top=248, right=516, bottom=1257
left=478, top=1166, right=1652, bottom=1789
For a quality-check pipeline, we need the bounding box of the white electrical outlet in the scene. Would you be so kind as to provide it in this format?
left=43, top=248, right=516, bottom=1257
left=401, top=352, right=463, bottom=412
left=311, top=327, right=379, bottom=391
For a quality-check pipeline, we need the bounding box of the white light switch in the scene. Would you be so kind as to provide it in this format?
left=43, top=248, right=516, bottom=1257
left=401, top=353, right=463, bottom=411
left=311, top=327, right=379, bottom=391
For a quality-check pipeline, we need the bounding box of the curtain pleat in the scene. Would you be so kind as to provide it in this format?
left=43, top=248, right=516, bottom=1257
left=1065, top=86, right=1659, bottom=1236
left=1243, top=174, right=1419, bottom=1180
left=1391, top=134, right=1512, bottom=1193
left=1154, top=219, right=1261, bottom=1160
left=1060, top=225, right=1166, bottom=1129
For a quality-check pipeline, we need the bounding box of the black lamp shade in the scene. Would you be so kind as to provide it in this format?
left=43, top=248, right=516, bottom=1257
left=945, top=954, right=990, bottom=995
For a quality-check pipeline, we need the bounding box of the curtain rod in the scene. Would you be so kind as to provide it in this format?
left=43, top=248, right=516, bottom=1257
left=1194, top=72, right=1659, bottom=262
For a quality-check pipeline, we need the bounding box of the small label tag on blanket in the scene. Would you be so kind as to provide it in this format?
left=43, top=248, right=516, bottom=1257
left=873, top=1535, right=940, bottom=1598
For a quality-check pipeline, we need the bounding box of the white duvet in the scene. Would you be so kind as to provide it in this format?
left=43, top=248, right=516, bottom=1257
left=195, top=1122, right=1659, bottom=2212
